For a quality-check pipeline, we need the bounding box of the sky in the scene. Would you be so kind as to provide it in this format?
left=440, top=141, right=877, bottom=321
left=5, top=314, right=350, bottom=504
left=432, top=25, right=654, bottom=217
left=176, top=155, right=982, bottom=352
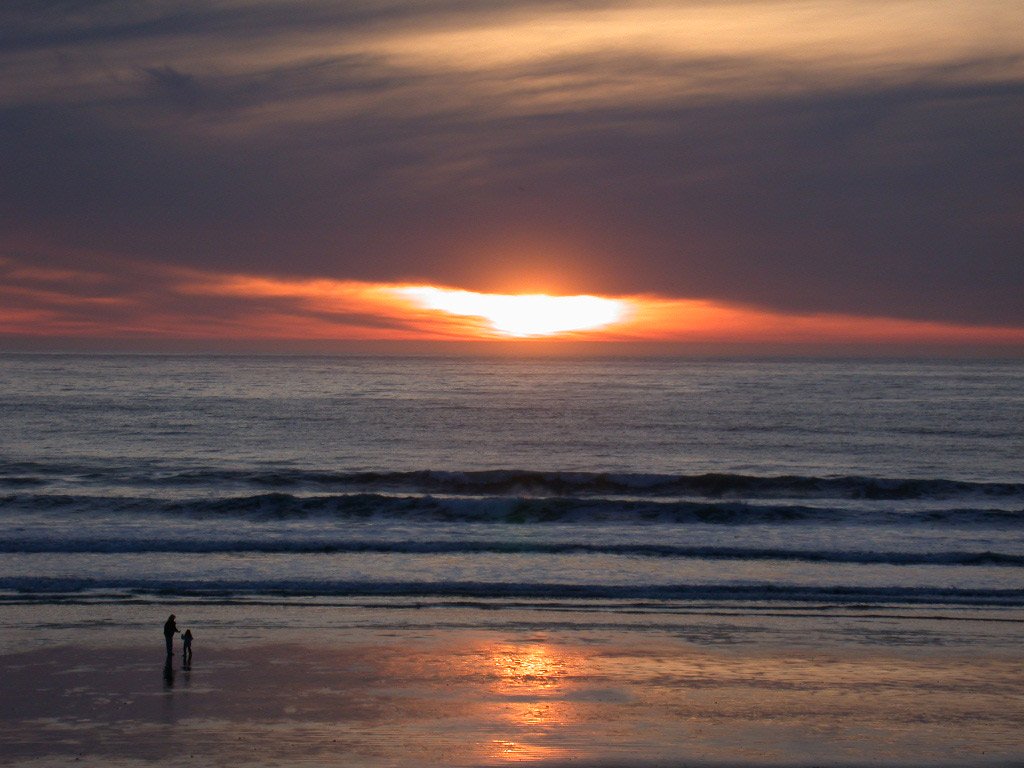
left=1, top=0, right=1022, bottom=354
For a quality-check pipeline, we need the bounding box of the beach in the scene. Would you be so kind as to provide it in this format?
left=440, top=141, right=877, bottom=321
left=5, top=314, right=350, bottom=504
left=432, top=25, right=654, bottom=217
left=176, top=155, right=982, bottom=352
left=2, top=355, right=1022, bottom=766
left=4, top=0, right=1024, bottom=758
left=2, top=601, right=1022, bottom=767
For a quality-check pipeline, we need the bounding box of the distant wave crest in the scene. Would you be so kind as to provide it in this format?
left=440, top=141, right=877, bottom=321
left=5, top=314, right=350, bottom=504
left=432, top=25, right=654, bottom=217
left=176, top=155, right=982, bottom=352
left=3, top=462, right=1023, bottom=500
left=2, top=536, right=1021, bottom=566
left=2, top=577, right=1021, bottom=608
left=3, top=491, right=1021, bottom=525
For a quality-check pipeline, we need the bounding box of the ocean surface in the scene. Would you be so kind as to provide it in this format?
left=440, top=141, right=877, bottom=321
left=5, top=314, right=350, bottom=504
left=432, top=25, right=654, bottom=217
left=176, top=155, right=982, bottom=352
left=1, top=354, right=1022, bottom=620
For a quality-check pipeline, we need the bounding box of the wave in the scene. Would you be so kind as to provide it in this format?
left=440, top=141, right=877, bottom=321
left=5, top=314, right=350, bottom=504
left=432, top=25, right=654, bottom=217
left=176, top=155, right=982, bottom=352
left=3, top=463, right=1023, bottom=501
left=2, top=537, right=1022, bottom=566
left=241, top=470, right=1024, bottom=501
left=2, top=577, right=1021, bottom=607
left=0, top=476, right=46, bottom=487
left=3, top=491, right=1021, bottom=525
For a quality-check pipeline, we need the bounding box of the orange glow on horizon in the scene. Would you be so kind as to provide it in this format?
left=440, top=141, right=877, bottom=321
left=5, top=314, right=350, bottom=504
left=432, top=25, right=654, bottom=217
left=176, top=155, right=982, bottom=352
left=2, top=256, right=1024, bottom=351
left=173, top=272, right=1024, bottom=346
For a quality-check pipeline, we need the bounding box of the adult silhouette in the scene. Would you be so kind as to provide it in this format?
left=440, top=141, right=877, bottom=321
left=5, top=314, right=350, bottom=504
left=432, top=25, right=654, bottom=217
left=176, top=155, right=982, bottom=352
left=163, top=614, right=179, bottom=656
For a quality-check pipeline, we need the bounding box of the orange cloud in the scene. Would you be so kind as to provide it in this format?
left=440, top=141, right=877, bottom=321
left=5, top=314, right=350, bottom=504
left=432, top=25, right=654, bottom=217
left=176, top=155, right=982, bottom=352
left=621, top=298, right=1024, bottom=345
left=177, top=268, right=1024, bottom=346
left=3, top=254, right=1023, bottom=351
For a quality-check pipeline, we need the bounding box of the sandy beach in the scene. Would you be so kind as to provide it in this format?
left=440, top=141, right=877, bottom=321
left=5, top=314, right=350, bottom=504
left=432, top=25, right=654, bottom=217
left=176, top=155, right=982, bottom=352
left=3, top=355, right=1023, bottom=767
left=1, top=602, right=1021, bottom=767
left=4, top=0, right=1024, bottom=751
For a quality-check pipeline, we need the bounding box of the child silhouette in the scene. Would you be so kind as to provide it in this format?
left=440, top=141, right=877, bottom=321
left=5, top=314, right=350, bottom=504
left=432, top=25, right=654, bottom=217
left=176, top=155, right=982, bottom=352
left=182, top=628, right=193, bottom=663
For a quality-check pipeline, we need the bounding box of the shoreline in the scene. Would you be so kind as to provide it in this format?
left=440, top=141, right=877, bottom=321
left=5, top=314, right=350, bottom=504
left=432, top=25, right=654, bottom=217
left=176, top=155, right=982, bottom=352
left=2, top=602, right=1021, bottom=767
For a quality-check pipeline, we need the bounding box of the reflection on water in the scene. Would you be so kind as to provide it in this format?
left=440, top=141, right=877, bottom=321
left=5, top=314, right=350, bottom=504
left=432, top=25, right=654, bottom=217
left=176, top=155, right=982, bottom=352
left=492, top=644, right=571, bottom=694
left=483, top=642, right=580, bottom=762
left=487, top=737, right=564, bottom=762
left=162, top=658, right=175, bottom=689
left=512, top=701, right=561, bottom=727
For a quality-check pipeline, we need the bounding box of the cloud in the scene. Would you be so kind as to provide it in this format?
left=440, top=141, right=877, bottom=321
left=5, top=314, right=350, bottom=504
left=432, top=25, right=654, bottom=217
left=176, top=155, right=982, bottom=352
left=1, top=0, right=1022, bottom=340
left=3, top=250, right=1022, bottom=354
left=141, top=64, right=204, bottom=112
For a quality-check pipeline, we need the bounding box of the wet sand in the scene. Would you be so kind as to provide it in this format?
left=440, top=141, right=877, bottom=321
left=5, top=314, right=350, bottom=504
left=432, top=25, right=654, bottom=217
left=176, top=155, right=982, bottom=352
left=1, top=603, right=1022, bottom=767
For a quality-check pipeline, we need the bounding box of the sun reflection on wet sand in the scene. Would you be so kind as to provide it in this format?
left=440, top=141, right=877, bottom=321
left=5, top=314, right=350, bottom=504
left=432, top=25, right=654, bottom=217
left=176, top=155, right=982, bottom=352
left=491, top=643, right=572, bottom=693
left=480, top=642, right=581, bottom=762
left=2, top=619, right=1023, bottom=767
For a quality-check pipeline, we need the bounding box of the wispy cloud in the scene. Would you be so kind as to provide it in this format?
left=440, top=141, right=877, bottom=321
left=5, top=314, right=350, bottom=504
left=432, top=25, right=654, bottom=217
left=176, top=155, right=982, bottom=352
left=1, top=0, right=1022, bottom=347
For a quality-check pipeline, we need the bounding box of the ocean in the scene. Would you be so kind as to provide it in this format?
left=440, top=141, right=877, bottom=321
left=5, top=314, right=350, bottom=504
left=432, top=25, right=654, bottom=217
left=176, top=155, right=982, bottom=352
left=1, top=354, right=1022, bottom=622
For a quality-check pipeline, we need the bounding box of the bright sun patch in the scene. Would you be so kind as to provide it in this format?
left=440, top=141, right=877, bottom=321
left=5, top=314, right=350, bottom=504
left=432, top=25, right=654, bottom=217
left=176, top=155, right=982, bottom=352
left=395, top=286, right=627, bottom=337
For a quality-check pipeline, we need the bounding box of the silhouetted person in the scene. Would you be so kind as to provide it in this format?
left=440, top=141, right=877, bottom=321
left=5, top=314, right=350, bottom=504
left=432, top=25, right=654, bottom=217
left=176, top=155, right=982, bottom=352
left=182, top=628, right=193, bottom=663
left=163, top=614, right=179, bottom=657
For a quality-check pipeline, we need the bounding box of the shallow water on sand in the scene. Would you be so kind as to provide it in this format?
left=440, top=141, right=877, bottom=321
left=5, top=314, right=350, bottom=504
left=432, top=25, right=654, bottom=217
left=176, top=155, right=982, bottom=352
left=1, top=603, right=1022, bottom=767
left=1, top=355, right=1022, bottom=765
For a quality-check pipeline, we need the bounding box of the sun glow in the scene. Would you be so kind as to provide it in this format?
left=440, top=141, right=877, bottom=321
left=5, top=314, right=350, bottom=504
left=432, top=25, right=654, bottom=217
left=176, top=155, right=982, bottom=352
left=11, top=256, right=1020, bottom=350
left=395, top=286, right=627, bottom=337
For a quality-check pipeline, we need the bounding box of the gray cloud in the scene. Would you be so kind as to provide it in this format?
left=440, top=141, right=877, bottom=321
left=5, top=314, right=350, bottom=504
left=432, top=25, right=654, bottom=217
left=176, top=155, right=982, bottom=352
left=141, top=65, right=204, bottom=112
left=1, top=1, right=1022, bottom=330
left=1, top=0, right=630, bottom=55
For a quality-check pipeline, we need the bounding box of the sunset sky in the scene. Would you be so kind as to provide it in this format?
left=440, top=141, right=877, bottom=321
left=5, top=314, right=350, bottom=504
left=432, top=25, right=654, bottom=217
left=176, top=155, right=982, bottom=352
left=2, top=0, right=1022, bottom=354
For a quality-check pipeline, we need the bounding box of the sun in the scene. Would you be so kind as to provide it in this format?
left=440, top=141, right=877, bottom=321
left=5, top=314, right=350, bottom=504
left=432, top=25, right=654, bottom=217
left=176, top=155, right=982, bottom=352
left=395, top=286, right=627, bottom=337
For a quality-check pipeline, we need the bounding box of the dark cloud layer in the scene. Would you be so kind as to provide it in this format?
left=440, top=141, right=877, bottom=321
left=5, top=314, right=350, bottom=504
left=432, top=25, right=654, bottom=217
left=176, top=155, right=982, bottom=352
left=2, top=0, right=1022, bottom=330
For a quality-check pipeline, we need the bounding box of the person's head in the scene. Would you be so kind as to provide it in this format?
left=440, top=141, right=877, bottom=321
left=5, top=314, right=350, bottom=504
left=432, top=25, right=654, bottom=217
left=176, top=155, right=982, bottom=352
left=169, top=614, right=175, bottom=621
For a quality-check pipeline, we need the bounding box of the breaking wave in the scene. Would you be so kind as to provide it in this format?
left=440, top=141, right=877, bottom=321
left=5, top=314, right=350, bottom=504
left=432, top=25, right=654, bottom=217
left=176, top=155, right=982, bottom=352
left=3, top=462, right=1023, bottom=500
left=2, top=577, right=1022, bottom=607
left=2, top=491, right=1020, bottom=525
left=2, top=536, right=1022, bottom=566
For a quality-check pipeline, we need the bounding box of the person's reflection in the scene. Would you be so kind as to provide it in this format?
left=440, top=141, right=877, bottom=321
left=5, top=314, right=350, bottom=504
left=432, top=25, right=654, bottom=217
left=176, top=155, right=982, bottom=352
left=163, top=656, right=175, bottom=688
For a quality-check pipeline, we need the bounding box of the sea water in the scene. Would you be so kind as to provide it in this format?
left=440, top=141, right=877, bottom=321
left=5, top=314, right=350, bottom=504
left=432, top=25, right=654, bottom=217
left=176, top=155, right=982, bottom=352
left=0, top=354, right=1022, bottom=622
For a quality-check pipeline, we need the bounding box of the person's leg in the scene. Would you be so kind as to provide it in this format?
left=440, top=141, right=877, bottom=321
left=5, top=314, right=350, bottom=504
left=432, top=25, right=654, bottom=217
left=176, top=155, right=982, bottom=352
left=165, top=635, right=172, bottom=656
